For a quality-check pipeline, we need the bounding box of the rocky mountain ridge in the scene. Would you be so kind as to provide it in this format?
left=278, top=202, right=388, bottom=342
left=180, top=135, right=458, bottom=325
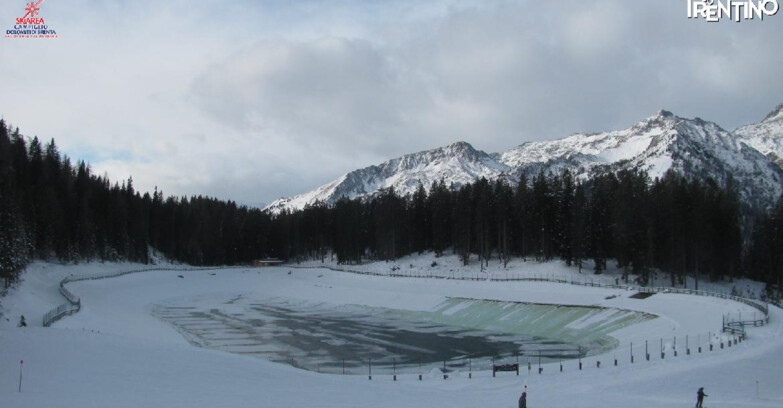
left=266, top=105, right=783, bottom=214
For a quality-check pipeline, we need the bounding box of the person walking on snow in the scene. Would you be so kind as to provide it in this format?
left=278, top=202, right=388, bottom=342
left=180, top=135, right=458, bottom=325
left=696, top=387, right=707, bottom=408
left=18, top=315, right=26, bottom=327
left=518, top=386, right=527, bottom=408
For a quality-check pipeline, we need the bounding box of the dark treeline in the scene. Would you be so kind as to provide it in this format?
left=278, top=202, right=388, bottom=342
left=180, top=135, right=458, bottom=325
left=746, top=197, right=783, bottom=298
left=1, top=121, right=781, bottom=297
left=0, top=121, right=276, bottom=287
left=281, top=171, right=746, bottom=289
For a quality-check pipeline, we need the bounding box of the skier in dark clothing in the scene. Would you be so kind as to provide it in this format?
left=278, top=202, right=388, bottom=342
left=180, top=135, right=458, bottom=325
left=18, top=315, right=26, bottom=327
left=696, top=387, right=707, bottom=408
left=518, top=388, right=527, bottom=408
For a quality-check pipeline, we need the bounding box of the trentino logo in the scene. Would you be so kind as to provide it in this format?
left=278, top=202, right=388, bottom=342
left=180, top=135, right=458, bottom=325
left=687, top=0, right=779, bottom=22
left=5, top=0, right=58, bottom=39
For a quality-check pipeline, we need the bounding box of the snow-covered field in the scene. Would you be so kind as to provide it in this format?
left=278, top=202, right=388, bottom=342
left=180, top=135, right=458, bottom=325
left=1, top=255, right=781, bottom=408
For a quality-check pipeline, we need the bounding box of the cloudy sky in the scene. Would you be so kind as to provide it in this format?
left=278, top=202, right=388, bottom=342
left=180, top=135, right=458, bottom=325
left=1, top=0, right=782, bottom=206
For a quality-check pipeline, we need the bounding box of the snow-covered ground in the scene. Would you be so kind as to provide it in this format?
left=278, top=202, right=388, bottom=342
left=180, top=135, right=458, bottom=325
left=0, top=255, right=781, bottom=408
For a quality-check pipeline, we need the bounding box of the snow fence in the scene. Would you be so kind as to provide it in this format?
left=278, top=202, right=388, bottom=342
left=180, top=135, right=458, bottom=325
left=290, top=264, right=770, bottom=334
left=41, top=266, right=243, bottom=327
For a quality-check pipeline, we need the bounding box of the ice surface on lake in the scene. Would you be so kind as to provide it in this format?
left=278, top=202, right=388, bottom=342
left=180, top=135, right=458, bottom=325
left=428, top=298, right=655, bottom=354
left=152, top=295, right=655, bottom=374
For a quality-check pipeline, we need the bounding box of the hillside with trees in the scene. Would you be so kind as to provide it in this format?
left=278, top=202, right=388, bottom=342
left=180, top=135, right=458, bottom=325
left=1, top=120, right=780, bottom=299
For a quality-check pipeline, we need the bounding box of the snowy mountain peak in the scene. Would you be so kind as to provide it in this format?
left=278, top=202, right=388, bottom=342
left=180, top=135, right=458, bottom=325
left=644, top=109, right=678, bottom=125
left=267, top=104, right=783, bottom=214
left=264, top=141, right=509, bottom=214
left=446, top=140, right=475, bottom=152
left=410, top=141, right=488, bottom=162
left=734, top=102, right=783, bottom=169
left=630, top=109, right=679, bottom=133
left=762, top=103, right=783, bottom=123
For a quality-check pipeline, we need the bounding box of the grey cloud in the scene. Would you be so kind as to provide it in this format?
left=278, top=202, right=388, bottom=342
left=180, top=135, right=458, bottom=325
left=192, top=0, right=783, bottom=167
left=192, top=38, right=410, bottom=152
left=4, top=0, right=781, bottom=207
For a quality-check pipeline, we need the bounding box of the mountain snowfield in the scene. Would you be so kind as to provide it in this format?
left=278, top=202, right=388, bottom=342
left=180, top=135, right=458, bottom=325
left=265, top=142, right=513, bottom=213
left=735, top=103, right=783, bottom=168
left=267, top=105, right=783, bottom=214
left=1, top=256, right=782, bottom=408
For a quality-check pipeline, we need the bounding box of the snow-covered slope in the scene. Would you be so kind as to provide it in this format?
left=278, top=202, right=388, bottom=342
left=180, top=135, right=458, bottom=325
left=498, top=110, right=678, bottom=179
left=734, top=103, right=783, bottom=169
left=267, top=106, right=783, bottom=213
left=265, top=142, right=511, bottom=213
left=501, top=110, right=783, bottom=211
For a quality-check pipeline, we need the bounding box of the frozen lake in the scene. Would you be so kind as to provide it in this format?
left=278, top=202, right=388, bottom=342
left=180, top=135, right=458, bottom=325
left=152, top=295, right=655, bottom=374
left=5, top=262, right=780, bottom=408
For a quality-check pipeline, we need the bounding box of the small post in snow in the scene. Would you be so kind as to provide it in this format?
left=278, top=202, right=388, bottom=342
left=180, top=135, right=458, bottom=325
left=630, top=342, right=634, bottom=363
left=469, top=358, right=472, bottom=379
left=18, top=360, right=23, bottom=393
left=443, top=359, right=447, bottom=380
left=368, top=358, right=372, bottom=381
left=538, top=351, right=542, bottom=374
left=393, top=358, right=396, bottom=381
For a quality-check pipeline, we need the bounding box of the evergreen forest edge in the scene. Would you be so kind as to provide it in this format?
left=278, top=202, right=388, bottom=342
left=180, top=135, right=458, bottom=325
left=1, top=120, right=782, bottom=302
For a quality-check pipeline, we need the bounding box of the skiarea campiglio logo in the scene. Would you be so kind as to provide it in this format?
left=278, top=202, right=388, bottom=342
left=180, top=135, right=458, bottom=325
left=5, top=0, right=58, bottom=39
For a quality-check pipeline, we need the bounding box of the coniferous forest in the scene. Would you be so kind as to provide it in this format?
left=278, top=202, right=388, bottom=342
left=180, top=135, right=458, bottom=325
left=1, top=121, right=781, bottom=298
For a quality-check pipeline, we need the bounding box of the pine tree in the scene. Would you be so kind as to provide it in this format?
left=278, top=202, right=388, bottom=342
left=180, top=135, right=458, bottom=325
left=373, top=187, right=405, bottom=260
left=411, top=183, right=429, bottom=254
left=588, top=174, right=615, bottom=274
left=571, top=183, right=588, bottom=273
left=494, top=179, right=513, bottom=267
left=429, top=180, right=452, bottom=257
left=555, top=170, right=575, bottom=265
left=454, top=184, right=473, bottom=266
left=473, top=178, right=492, bottom=270
left=530, top=172, right=552, bottom=261
left=334, top=197, right=364, bottom=264
left=513, top=174, right=530, bottom=259
left=0, top=200, right=30, bottom=287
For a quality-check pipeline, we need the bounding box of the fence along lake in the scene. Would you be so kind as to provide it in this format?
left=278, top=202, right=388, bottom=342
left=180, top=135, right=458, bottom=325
left=152, top=296, right=655, bottom=374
